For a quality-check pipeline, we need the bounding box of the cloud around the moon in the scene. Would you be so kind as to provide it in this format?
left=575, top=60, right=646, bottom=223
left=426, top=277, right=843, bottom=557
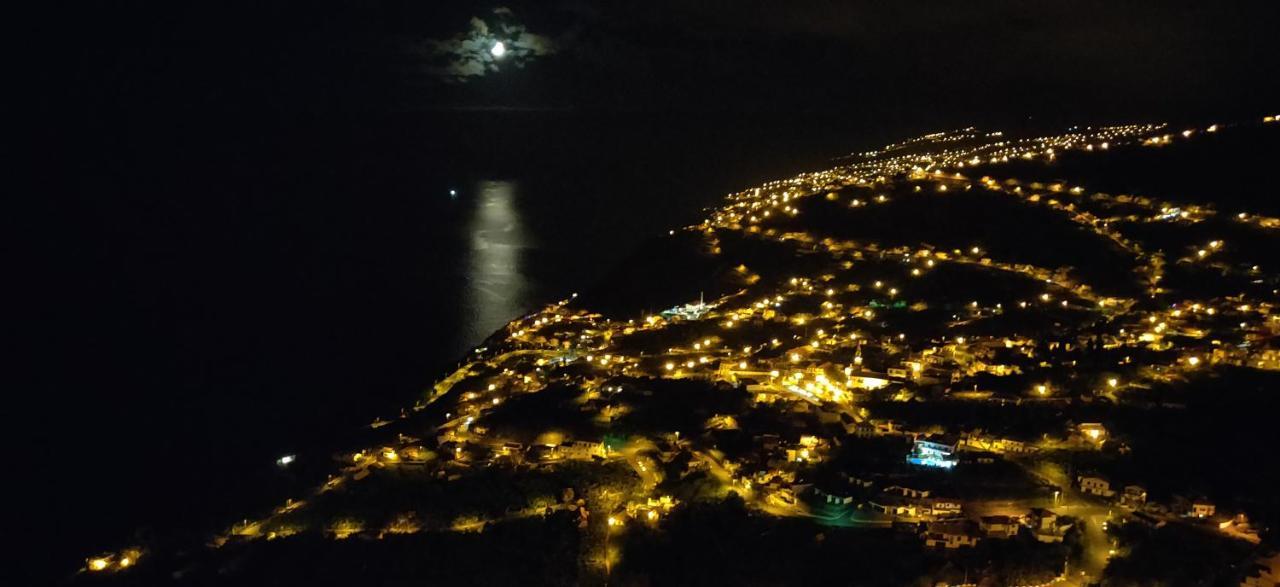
left=414, top=8, right=556, bottom=82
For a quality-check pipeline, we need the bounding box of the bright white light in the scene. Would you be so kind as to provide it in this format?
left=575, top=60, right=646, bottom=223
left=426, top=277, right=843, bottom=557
left=277, top=455, right=295, bottom=467
left=491, top=41, right=506, bottom=58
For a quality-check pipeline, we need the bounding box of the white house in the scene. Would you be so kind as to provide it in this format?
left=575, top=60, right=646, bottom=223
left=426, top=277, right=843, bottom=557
left=922, top=522, right=981, bottom=548
left=1078, top=474, right=1115, bottom=497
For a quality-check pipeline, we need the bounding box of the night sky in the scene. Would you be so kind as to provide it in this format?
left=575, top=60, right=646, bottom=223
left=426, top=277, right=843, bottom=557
left=46, top=1, right=1280, bottom=123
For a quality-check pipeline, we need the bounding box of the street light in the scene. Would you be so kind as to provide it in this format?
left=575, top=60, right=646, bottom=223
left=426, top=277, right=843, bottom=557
left=605, top=516, right=621, bottom=580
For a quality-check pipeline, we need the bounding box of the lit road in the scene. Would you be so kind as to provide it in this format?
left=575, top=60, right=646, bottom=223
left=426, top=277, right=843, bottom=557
left=1013, top=460, right=1116, bottom=582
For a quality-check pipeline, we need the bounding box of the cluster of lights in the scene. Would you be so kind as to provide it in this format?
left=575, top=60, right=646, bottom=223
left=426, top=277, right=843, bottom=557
left=96, top=116, right=1280, bottom=574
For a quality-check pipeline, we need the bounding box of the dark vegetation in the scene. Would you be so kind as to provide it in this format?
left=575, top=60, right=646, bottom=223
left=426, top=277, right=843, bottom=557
left=782, top=187, right=1143, bottom=297
left=973, top=126, right=1280, bottom=217
left=614, top=496, right=1070, bottom=586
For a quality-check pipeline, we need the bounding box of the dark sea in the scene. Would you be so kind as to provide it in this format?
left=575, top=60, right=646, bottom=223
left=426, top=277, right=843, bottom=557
left=21, top=110, right=904, bottom=583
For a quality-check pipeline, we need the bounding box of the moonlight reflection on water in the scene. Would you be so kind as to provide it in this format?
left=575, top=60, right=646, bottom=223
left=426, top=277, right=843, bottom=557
left=463, top=180, right=530, bottom=345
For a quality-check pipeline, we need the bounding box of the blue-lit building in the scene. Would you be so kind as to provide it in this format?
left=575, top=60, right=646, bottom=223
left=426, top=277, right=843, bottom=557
left=660, top=293, right=714, bottom=321
left=906, top=435, right=959, bottom=468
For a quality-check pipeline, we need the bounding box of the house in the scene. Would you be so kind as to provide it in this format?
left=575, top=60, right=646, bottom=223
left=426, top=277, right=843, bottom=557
left=868, top=494, right=925, bottom=518
left=1027, top=508, right=1058, bottom=532
left=870, top=487, right=960, bottom=520
left=906, top=435, right=959, bottom=468
left=1121, top=485, right=1147, bottom=509
left=979, top=515, right=1022, bottom=539
left=819, top=491, right=856, bottom=505
left=925, top=498, right=964, bottom=518
left=922, top=521, right=981, bottom=548
left=1027, top=508, right=1073, bottom=542
left=884, top=485, right=931, bottom=499
left=1191, top=499, right=1216, bottom=519
left=565, top=439, right=608, bottom=460
left=1077, top=474, right=1115, bottom=497
left=852, top=419, right=904, bottom=437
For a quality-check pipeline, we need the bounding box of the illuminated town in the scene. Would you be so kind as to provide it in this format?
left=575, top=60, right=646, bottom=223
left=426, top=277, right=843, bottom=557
left=80, top=116, right=1280, bottom=586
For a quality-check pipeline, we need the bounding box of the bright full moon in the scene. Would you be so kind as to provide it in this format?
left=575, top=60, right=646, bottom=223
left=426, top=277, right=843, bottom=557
left=490, top=41, right=506, bottom=58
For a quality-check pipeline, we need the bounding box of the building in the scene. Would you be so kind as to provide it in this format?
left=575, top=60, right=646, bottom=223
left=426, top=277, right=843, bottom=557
left=660, top=293, right=714, bottom=321
left=868, top=495, right=926, bottom=518
left=1027, top=508, right=1058, bottom=532
left=922, top=521, right=981, bottom=548
left=1078, top=474, right=1115, bottom=497
left=1121, top=485, right=1148, bottom=509
left=559, top=439, right=606, bottom=461
left=1191, top=499, right=1216, bottom=519
left=979, top=515, right=1022, bottom=539
left=925, top=498, right=964, bottom=519
left=869, top=487, right=961, bottom=520
left=883, top=485, right=931, bottom=499
left=1027, top=508, right=1073, bottom=543
left=906, top=435, right=959, bottom=468
left=853, top=419, right=903, bottom=437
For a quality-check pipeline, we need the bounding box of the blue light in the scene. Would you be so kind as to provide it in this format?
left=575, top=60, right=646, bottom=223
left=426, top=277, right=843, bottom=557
left=907, top=455, right=956, bottom=468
